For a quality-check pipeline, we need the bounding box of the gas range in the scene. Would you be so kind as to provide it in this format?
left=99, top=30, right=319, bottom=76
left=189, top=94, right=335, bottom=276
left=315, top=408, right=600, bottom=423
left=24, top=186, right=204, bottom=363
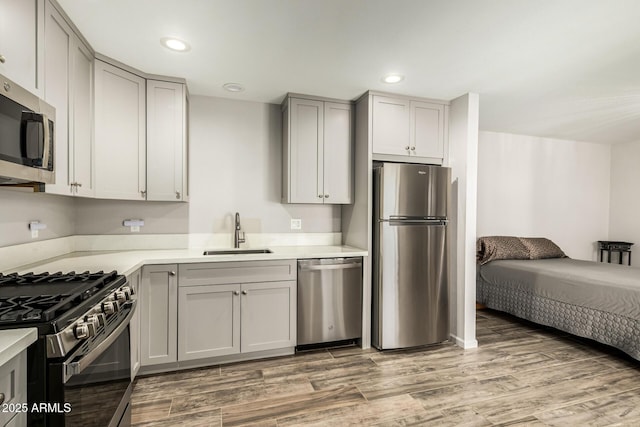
left=0, top=270, right=135, bottom=426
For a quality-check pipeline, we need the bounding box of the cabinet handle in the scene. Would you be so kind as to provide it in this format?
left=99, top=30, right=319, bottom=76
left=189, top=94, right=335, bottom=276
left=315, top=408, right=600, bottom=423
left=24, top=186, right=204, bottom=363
left=405, top=146, right=410, bottom=150
left=0, top=55, right=5, bottom=64
left=324, top=194, right=329, bottom=198
left=411, top=146, right=416, bottom=151
left=76, top=182, right=82, bottom=187
left=175, top=191, right=181, bottom=199
left=141, top=190, right=146, bottom=198
left=169, top=271, right=176, bottom=276
left=233, top=291, right=240, bottom=296
left=318, top=195, right=323, bottom=198
left=2, top=81, right=10, bottom=92
left=241, top=290, right=248, bottom=295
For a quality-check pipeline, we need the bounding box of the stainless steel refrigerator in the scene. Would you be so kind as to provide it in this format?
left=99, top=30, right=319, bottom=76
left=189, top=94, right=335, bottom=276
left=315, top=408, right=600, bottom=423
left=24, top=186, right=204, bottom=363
left=372, top=162, right=450, bottom=350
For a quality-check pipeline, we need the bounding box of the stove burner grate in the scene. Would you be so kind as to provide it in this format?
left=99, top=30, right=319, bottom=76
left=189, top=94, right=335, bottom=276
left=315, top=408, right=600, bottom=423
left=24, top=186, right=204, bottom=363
left=0, top=294, right=72, bottom=321
left=0, top=270, right=118, bottom=324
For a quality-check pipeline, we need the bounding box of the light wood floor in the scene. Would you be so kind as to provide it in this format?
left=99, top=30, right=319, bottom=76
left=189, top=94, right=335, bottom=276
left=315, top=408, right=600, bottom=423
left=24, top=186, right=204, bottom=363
left=130, top=309, right=640, bottom=426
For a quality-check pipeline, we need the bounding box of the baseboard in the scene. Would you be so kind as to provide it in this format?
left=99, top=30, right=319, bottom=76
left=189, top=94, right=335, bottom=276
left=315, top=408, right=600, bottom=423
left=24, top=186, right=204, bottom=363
left=450, top=334, right=478, bottom=349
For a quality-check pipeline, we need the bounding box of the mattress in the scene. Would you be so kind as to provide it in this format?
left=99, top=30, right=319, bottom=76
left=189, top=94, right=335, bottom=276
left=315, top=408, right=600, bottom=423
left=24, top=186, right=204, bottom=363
left=477, top=258, right=640, bottom=361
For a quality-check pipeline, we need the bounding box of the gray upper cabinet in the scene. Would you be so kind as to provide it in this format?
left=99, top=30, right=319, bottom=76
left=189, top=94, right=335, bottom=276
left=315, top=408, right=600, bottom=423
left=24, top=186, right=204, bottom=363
left=371, top=96, right=410, bottom=156
left=372, top=94, right=447, bottom=164
left=282, top=95, right=353, bottom=204
left=94, top=60, right=146, bottom=200
left=147, top=80, right=188, bottom=202
left=43, top=1, right=94, bottom=197
left=410, top=100, right=446, bottom=159
left=0, top=0, right=44, bottom=96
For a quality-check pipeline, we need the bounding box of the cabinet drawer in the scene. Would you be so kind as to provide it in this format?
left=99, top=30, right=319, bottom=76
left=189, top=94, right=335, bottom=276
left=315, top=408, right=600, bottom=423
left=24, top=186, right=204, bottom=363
left=0, top=352, right=26, bottom=427
left=179, top=260, right=296, bottom=286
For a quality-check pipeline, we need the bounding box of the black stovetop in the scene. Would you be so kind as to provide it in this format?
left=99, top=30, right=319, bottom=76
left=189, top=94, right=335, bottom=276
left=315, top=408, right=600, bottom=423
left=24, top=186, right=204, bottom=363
left=0, top=271, right=121, bottom=326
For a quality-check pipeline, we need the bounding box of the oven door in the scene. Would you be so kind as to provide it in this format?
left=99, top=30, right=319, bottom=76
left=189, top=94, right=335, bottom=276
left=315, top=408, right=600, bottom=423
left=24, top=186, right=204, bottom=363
left=47, top=302, right=135, bottom=427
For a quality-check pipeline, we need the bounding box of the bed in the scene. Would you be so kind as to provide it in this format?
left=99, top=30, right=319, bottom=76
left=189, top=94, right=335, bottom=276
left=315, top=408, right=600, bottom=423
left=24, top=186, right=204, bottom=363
left=476, top=236, right=640, bottom=361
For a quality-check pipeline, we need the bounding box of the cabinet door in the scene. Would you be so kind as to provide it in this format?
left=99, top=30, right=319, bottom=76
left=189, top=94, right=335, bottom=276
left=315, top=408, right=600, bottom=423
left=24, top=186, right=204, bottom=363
left=43, top=2, right=72, bottom=195
left=178, top=284, right=240, bottom=361
left=241, top=281, right=296, bottom=353
left=140, top=265, right=178, bottom=366
left=0, top=352, right=26, bottom=427
left=287, top=98, right=323, bottom=204
left=127, top=269, right=142, bottom=379
left=410, top=100, right=445, bottom=159
left=70, top=40, right=94, bottom=196
left=94, top=60, right=146, bottom=200
left=0, top=0, right=42, bottom=95
left=371, top=96, right=410, bottom=156
left=323, top=102, right=352, bottom=204
left=147, top=80, right=186, bottom=201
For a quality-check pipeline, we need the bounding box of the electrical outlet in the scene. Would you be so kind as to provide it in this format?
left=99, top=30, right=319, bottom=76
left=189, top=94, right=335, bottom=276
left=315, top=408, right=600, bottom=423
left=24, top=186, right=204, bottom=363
left=290, top=219, right=302, bottom=230
left=29, top=221, right=46, bottom=239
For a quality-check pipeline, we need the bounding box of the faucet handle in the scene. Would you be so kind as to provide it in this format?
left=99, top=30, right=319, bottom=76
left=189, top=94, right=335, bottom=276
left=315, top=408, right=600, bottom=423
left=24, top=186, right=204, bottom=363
left=239, top=231, right=246, bottom=243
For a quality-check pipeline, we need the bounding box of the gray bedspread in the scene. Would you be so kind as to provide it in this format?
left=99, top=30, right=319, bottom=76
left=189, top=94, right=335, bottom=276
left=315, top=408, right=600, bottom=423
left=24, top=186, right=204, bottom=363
left=477, top=258, right=640, bottom=361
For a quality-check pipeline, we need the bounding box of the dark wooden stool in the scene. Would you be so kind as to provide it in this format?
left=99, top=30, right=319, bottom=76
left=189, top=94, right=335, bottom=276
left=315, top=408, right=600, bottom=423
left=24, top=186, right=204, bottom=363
left=598, top=241, right=634, bottom=265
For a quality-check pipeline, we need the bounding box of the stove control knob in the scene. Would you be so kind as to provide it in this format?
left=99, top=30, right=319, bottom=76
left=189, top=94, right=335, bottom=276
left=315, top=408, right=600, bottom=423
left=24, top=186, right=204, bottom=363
left=74, top=322, right=91, bottom=339
left=86, top=313, right=105, bottom=329
left=102, top=301, right=120, bottom=315
left=114, top=290, right=128, bottom=303
left=120, top=286, right=134, bottom=298
left=84, top=316, right=99, bottom=336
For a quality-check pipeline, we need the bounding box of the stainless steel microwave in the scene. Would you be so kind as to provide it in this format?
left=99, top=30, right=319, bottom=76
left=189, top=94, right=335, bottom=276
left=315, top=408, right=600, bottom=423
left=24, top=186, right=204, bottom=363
left=0, top=73, right=55, bottom=185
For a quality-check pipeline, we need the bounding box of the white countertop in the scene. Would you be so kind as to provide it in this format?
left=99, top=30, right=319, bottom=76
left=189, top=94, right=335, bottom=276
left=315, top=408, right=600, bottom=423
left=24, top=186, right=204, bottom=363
left=0, top=328, right=37, bottom=367
left=10, top=245, right=368, bottom=277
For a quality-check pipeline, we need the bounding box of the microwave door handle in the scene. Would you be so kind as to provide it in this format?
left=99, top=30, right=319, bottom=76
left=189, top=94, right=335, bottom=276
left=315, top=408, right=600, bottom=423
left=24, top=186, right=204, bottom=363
left=41, top=114, right=51, bottom=169
left=62, top=300, right=136, bottom=384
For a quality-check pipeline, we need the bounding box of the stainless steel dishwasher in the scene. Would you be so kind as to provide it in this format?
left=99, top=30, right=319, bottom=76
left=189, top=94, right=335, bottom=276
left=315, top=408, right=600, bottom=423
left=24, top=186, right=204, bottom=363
left=297, top=257, right=363, bottom=346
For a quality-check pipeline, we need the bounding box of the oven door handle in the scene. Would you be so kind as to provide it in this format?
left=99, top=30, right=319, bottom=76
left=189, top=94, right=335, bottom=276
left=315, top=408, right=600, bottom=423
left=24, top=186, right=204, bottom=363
left=63, top=300, right=136, bottom=384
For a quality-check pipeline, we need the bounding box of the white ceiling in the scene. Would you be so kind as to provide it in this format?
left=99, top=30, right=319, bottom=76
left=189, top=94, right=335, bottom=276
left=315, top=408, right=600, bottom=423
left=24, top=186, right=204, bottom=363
left=57, top=0, right=640, bottom=144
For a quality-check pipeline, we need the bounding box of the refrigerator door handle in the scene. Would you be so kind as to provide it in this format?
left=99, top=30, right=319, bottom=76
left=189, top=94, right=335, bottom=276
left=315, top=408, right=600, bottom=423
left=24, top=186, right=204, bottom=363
left=389, top=215, right=446, bottom=221
left=384, top=220, right=447, bottom=226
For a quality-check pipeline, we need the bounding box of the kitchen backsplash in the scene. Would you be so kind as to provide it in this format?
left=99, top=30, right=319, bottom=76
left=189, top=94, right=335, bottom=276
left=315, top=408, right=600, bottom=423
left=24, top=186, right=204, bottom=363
left=0, top=95, right=342, bottom=249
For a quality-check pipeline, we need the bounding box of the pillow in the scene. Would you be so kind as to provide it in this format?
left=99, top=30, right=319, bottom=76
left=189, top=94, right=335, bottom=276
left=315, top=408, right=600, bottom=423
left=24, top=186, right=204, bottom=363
left=518, top=237, right=566, bottom=259
left=476, top=236, right=531, bottom=265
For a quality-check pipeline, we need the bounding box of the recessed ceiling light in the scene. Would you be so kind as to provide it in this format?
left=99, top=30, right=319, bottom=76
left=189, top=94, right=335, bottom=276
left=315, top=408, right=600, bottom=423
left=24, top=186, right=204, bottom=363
left=382, top=74, right=404, bottom=84
left=160, top=37, right=191, bottom=52
left=223, top=83, right=245, bottom=92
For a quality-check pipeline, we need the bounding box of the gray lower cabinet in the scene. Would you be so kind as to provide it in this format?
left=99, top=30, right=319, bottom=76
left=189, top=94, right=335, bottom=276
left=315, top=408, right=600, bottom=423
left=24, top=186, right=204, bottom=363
left=240, top=281, right=296, bottom=353
left=127, top=268, right=142, bottom=379
left=178, top=283, right=240, bottom=360
left=178, top=261, right=297, bottom=361
left=140, top=264, right=178, bottom=367
left=177, top=280, right=296, bottom=360
left=141, top=260, right=296, bottom=371
left=0, top=351, right=26, bottom=427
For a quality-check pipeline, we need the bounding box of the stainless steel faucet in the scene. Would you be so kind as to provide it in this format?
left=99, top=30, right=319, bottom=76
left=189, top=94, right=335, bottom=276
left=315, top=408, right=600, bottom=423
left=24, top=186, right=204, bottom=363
left=234, top=212, right=245, bottom=248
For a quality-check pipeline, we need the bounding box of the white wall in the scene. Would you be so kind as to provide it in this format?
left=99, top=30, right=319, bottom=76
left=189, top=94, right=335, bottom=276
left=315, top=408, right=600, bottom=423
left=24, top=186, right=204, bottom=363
left=477, top=131, right=611, bottom=260
left=74, top=95, right=340, bottom=237
left=609, top=140, right=640, bottom=266
left=0, top=188, right=76, bottom=247
left=448, top=93, right=479, bottom=350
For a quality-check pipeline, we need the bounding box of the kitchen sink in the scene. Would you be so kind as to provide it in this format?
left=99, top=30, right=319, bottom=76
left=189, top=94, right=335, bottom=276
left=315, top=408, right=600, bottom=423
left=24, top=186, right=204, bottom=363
left=203, top=249, right=273, bottom=256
